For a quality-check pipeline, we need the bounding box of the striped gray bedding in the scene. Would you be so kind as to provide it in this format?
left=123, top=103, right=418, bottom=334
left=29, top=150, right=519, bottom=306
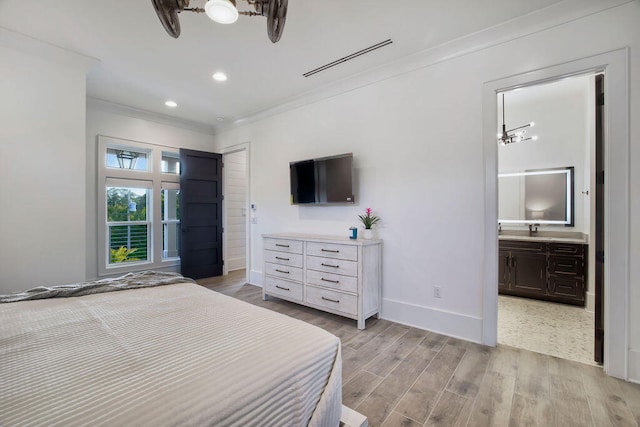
left=0, top=281, right=342, bottom=426
left=0, top=271, right=195, bottom=303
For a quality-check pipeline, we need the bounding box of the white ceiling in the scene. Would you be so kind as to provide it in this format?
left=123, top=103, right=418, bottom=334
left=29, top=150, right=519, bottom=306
left=1, top=0, right=603, bottom=131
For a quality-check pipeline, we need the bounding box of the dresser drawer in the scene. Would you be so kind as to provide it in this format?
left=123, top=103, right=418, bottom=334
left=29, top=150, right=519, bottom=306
left=499, top=240, right=547, bottom=253
left=549, top=243, right=584, bottom=256
left=264, top=250, right=303, bottom=268
left=264, top=238, right=303, bottom=254
left=265, top=262, right=303, bottom=282
left=549, top=256, right=584, bottom=277
left=548, top=276, right=584, bottom=301
left=306, top=256, right=358, bottom=277
left=306, top=269, right=358, bottom=293
left=306, top=242, right=358, bottom=261
left=306, top=286, right=357, bottom=316
left=264, top=277, right=303, bottom=302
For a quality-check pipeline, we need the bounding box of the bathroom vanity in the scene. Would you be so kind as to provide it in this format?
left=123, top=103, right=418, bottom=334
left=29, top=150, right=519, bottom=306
left=498, top=231, right=587, bottom=306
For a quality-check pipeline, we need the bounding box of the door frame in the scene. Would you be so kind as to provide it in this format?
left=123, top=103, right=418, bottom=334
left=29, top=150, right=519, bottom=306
left=481, top=48, right=629, bottom=379
left=221, top=142, right=251, bottom=283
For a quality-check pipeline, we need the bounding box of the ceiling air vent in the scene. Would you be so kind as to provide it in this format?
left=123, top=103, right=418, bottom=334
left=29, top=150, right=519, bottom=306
left=302, top=39, right=393, bottom=78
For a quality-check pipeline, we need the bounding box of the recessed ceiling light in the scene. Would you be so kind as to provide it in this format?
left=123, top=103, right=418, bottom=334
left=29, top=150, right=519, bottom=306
left=212, top=72, right=228, bottom=82
left=165, top=100, right=178, bottom=108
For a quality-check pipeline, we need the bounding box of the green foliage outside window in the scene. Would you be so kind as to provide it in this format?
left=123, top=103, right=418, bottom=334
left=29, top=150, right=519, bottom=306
left=110, top=246, right=140, bottom=263
left=107, top=187, right=148, bottom=263
left=107, top=188, right=147, bottom=221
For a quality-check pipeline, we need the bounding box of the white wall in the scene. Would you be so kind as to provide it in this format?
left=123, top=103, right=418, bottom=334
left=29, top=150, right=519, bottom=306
left=212, top=3, right=640, bottom=379
left=85, top=105, right=216, bottom=280
left=498, top=75, right=592, bottom=234
left=0, top=36, right=92, bottom=293
left=224, top=150, right=248, bottom=271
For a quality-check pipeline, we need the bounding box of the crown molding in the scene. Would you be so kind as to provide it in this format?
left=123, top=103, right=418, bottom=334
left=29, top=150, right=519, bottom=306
left=87, top=97, right=218, bottom=135
left=225, top=0, right=633, bottom=131
left=0, top=26, right=98, bottom=72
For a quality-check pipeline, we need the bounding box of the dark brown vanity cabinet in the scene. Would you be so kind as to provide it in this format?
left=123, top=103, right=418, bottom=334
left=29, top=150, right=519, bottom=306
left=499, top=239, right=587, bottom=306
left=547, top=243, right=586, bottom=303
left=499, top=241, right=547, bottom=298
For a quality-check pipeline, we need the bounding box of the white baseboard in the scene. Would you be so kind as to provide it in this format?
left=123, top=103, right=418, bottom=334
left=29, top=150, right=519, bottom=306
left=382, top=298, right=483, bottom=344
left=628, top=349, right=640, bottom=383
left=249, top=270, right=263, bottom=287
left=585, top=291, right=595, bottom=313
left=250, top=270, right=480, bottom=343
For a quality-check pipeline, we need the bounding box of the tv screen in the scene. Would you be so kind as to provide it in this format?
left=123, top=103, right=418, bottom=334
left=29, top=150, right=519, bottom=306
left=290, top=153, right=354, bottom=205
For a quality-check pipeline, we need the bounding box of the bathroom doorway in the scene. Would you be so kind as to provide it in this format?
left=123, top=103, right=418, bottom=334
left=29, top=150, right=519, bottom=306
left=496, top=73, right=600, bottom=365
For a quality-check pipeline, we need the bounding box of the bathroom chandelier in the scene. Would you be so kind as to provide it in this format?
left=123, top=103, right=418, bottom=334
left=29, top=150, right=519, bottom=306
left=498, top=93, right=538, bottom=145
left=151, top=0, right=288, bottom=43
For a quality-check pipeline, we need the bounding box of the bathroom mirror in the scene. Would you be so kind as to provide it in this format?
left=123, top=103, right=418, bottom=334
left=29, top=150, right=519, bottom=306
left=498, top=167, right=574, bottom=225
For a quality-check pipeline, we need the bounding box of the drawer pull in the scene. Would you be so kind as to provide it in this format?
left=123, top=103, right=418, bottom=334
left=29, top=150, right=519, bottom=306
left=321, top=249, right=339, bottom=253
left=275, top=269, right=290, bottom=274
left=321, top=296, right=340, bottom=303
left=321, top=278, right=339, bottom=284
left=275, top=243, right=290, bottom=248
left=275, top=285, right=290, bottom=291
left=321, top=263, right=339, bottom=269
left=275, top=256, right=290, bottom=261
left=558, top=263, right=574, bottom=268
left=556, top=248, right=576, bottom=253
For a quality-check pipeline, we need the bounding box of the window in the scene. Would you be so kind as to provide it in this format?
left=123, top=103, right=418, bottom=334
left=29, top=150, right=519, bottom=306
left=162, top=183, right=180, bottom=259
left=106, top=182, right=151, bottom=264
left=162, top=152, right=180, bottom=174
left=106, top=147, right=149, bottom=171
left=98, top=136, right=180, bottom=276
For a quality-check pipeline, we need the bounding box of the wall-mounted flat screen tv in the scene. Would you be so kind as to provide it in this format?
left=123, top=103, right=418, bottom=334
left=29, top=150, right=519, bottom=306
left=290, top=153, right=354, bottom=205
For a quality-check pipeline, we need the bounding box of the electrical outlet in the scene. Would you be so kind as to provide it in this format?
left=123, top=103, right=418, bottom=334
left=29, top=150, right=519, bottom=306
left=251, top=217, right=258, bottom=224
left=434, top=286, right=442, bottom=298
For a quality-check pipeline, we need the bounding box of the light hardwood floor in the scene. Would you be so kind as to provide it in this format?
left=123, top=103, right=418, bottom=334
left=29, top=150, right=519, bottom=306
left=198, top=271, right=640, bottom=427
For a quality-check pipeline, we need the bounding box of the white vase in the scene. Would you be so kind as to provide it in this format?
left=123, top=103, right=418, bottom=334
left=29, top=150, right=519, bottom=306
left=363, top=229, right=374, bottom=239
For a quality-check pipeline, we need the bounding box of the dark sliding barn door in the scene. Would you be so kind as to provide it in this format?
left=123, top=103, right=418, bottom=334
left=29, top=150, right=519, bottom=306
left=179, top=149, right=223, bottom=279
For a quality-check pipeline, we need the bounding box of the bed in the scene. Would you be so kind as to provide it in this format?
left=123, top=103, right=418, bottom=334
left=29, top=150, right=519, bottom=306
left=0, top=272, right=342, bottom=426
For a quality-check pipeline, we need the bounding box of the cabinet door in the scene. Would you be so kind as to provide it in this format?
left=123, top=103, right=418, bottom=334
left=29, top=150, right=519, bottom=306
left=498, top=250, right=510, bottom=291
left=511, top=253, right=547, bottom=296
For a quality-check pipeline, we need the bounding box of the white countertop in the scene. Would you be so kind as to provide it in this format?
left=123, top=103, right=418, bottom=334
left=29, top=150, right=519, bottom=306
left=498, top=232, right=588, bottom=245
left=263, top=232, right=382, bottom=246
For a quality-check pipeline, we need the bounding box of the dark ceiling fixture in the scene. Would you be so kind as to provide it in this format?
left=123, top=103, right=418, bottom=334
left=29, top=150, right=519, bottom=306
left=498, top=93, right=537, bottom=145
left=150, top=0, right=287, bottom=43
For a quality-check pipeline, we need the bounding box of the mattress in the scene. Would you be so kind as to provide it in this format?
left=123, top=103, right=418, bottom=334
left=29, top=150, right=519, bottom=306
left=0, top=279, right=342, bottom=426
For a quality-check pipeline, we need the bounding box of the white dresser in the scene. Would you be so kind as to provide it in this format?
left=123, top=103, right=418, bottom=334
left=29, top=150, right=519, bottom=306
left=263, top=233, right=382, bottom=329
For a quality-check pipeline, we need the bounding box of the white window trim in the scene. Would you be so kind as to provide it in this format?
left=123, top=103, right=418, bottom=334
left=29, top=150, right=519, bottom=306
left=98, top=135, right=180, bottom=277
left=161, top=183, right=181, bottom=261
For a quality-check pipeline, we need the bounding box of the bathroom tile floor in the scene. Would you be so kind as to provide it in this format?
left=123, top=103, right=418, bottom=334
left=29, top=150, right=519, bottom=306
left=498, top=295, right=597, bottom=366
